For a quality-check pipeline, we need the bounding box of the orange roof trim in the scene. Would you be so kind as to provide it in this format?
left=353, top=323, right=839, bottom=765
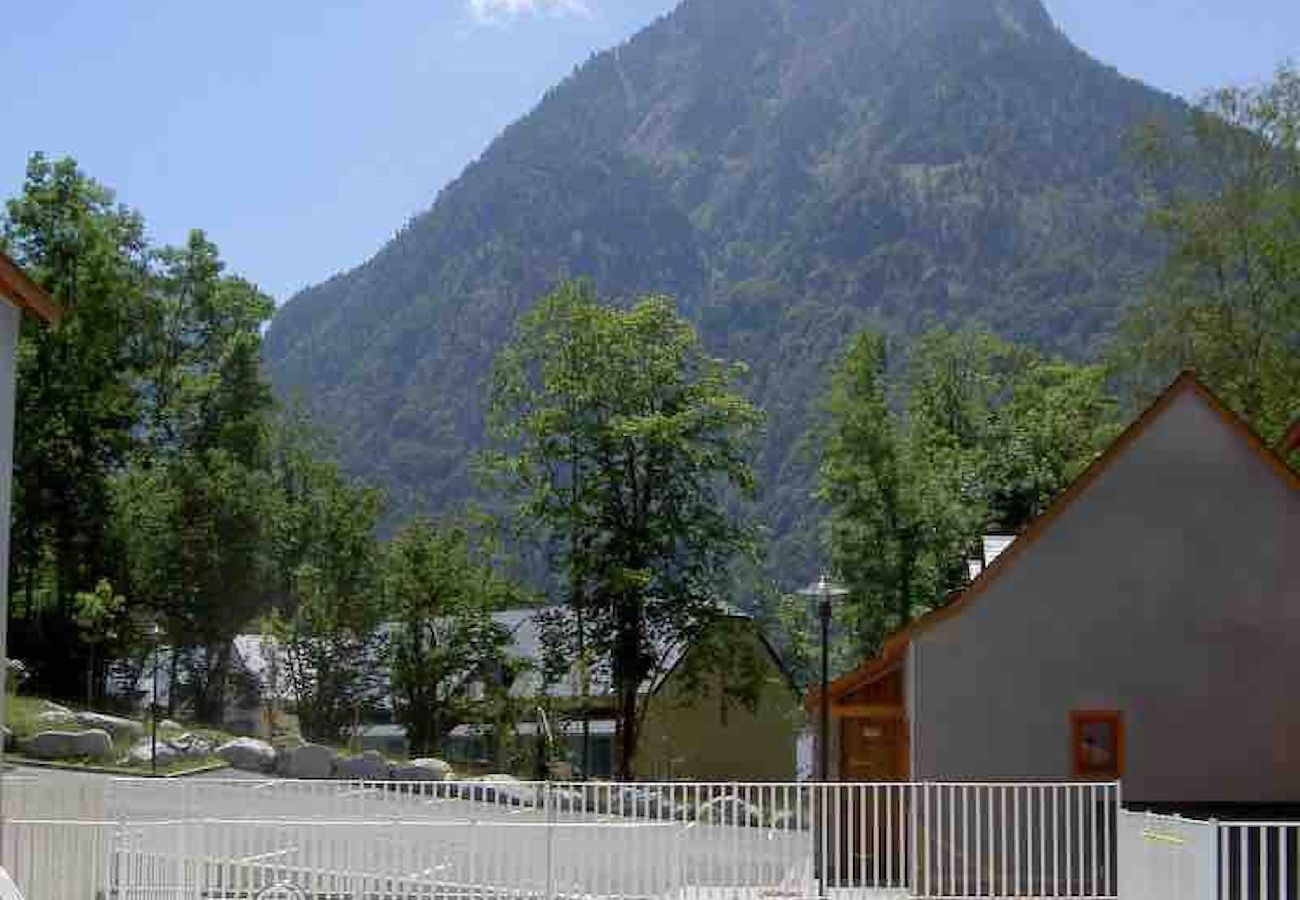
left=821, top=371, right=1300, bottom=686
left=804, top=645, right=904, bottom=713
left=1281, top=419, right=1300, bottom=458
left=0, top=252, right=60, bottom=324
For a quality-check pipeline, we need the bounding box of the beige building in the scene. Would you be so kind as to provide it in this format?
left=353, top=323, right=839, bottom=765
left=635, top=615, right=802, bottom=781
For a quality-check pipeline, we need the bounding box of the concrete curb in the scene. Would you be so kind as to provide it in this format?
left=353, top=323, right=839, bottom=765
left=2, top=754, right=231, bottom=778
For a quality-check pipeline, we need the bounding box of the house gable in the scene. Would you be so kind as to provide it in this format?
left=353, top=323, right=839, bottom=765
left=908, top=378, right=1300, bottom=802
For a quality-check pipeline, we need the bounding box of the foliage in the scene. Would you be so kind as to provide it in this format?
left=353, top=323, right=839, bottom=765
left=263, top=415, right=388, bottom=743
left=486, top=281, right=761, bottom=776
left=4, top=155, right=277, bottom=721
left=383, top=518, right=513, bottom=757
left=1115, top=63, right=1300, bottom=442
left=3, top=154, right=150, bottom=699
left=816, top=328, right=1115, bottom=660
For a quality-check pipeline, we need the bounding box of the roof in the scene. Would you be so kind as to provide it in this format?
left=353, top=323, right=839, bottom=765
left=0, top=252, right=60, bottom=323
left=497, top=605, right=777, bottom=699
left=1281, top=419, right=1300, bottom=458
left=811, top=371, right=1300, bottom=705
left=353, top=724, right=408, bottom=738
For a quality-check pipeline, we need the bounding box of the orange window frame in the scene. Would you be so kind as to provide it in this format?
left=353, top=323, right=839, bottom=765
left=1070, top=710, right=1124, bottom=779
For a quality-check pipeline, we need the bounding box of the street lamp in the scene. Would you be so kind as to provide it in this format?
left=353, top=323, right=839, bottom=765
left=150, top=622, right=162, bottom=775
left=798, top=573, right=848, bottom=781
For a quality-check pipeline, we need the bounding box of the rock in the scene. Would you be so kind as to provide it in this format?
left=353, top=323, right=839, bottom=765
left=392, top=757, right=453, bottom=782
left=22, top=729, right=113, bottom=760
left=470, top=773, right=535, bottom=806
left=217, top=737, right=276, bottom=772
left=74, top=712, right=144, bottom=740
left=35, top=709, right=74, bottom=726
left=281, top=743, right=337, bottom=779
left=334, top=750, right=391, bottom=781
left=159, top=719, right=184, bottom=731
left=167, top=732, right=215, bottom=758
left=40, top=702, right=73, bottom=716
left=128, top=738, right=179, bottom=767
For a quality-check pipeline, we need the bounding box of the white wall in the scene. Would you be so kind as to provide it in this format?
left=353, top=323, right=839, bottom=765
left=911, top=390, right=1300, bottom=803
left=0, top=302, right=20, bottom=710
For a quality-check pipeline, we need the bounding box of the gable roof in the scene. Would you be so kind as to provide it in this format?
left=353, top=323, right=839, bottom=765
left=1281, top=418, right=1300, bottom=458
left=811, top=371, right=1299, bottom=704
left=0, top=252, right=60, bottom=324
left=496, top=605, right=790, bottom=699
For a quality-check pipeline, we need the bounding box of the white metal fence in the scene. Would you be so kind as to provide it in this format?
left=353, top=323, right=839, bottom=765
left=1118, top=812, right=1300, bottom=900
left=0, top=776, right=1120, bottom=900
left=1218, top=822, right=1299, bottom=900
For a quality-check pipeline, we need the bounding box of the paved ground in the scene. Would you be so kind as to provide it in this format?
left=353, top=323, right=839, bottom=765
left=2, top=769, right=820, bottom=899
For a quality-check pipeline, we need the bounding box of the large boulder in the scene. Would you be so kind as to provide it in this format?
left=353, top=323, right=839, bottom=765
left=23, top=729, right=113, bottom=760
left=470, top=773, right=535, bottom=806
left=281, top=743, right=337, bottom=779
left=334, top=750, right=391, bottom=781
left=217, top=737, right=276, bottom=772
left=127, top=738, right=179, bottom=767
left=35, top=709, right=75, bottom=727
left=167, top=732, right=215, bottom=759
left=392, top=758, right=452, bottom=782
left=75, top=712, right=144, bottom=741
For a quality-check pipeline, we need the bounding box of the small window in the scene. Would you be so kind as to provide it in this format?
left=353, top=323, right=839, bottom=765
left=1070, top=710, right=1124, bottom=779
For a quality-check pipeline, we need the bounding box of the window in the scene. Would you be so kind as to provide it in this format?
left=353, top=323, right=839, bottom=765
left=1070, top=710, right=1124, bottom=778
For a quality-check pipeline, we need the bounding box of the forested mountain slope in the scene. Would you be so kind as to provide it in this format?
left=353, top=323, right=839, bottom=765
left=264, top=0, right=1182, bottom=575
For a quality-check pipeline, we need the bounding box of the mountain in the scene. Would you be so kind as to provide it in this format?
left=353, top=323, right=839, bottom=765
left=264, top=0, right=1182, bottom=578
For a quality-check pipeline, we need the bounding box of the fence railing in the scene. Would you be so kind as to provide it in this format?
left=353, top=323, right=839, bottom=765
left=1119, top=810, right=1218, bottom=900
left=1219, top=822, right=1299, bottom=900
left=1, top=776, right=1121, bottom=900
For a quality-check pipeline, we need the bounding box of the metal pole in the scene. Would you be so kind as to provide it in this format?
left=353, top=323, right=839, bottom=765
left=151, top=632, right=159, bottom=775
left=819, top=593, right=830, bottom=900
left=819, top=595, right=831, bottom=781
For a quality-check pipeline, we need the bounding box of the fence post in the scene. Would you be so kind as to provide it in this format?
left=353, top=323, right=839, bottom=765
left=545, top=781, right=556, bottom=900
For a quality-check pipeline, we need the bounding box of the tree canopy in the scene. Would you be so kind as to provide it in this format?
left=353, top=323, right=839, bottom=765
left=487, top=281, right=761, bottom=777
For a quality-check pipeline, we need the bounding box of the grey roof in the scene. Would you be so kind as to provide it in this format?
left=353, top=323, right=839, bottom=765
left=493, top=607, right=692, bottom=699
left=354, top=724, right=408, bottom=738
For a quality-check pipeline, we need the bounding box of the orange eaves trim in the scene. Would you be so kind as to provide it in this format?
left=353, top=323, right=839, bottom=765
left=1279, top=419, right=1300, bottom=459
left=803, top=644, right=903, bottom=714
left=0, top=252, right=60, bottom=324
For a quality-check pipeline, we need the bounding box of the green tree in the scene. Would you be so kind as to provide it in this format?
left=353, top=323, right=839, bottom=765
left=263, top=416, right=387, bottom=743
left=114, top=229, right=276, bottom=723
left=819, top=332, right=977, bottom=657
left=2, top=154, right=150, bottom=699
left=487, top=282, right=761, bottom=777
left=817, top=329, right=1114, bottom=659
left=73, top=578, right=127, bottom=706
left=384, top=518, right=512, bottom=757
left=1117, top=63, right=1300, bottom=441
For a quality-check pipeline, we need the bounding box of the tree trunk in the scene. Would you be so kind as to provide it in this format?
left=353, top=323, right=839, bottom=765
left=613, top=594, right=643, bottom=780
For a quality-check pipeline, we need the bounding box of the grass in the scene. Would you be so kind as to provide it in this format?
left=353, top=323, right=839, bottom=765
left=3, top=693, right=236, bottom=775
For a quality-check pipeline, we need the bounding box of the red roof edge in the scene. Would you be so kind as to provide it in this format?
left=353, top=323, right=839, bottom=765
left=1280, top=419, right=1300, bottom=458
left=0, top=252, right=61, bottom=324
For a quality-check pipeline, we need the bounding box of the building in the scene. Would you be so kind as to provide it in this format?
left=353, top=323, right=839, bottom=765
left=452, top=608, right=802, bottom=779
left=635, top=613, right=802, bottom=780
left=0, top=254, right=59, bottom=713
left=812, top=373, right=1299, bottom=808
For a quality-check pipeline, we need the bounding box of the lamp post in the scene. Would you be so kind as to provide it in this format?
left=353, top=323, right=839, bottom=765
left=799, top=573, right=848, bottom=781
left=150, top=622, right=161, bottom=775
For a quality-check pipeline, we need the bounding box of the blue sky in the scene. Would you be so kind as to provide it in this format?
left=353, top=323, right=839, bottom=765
left=3, top=0, right=1296, bottom=303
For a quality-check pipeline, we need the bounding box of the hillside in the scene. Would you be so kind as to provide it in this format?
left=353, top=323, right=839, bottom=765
left=264, top=0, right=1183, bottom=579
